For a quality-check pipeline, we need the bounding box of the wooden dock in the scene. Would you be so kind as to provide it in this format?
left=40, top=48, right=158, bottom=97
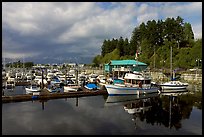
left=2, top=87, right=108, bottom=103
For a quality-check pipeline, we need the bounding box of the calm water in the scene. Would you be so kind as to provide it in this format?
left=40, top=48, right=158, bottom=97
left=2, top=84, right=202, bottom=135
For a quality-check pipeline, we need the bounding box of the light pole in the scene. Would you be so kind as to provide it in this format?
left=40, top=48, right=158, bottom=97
left=196, top=59, right=202, bottom=69
left=195, top=59, right=202, bottom=80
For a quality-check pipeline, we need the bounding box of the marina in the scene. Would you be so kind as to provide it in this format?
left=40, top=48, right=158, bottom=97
left=2, top=60, right=202, bottom=135
left=2, top=63, right=201, bottom=103
left=2, top=83, right=202, bottom=135
left=2, top=2, right=202, bottom=135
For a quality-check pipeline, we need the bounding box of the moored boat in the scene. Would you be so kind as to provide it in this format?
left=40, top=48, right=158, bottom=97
left=63, top=79, right=80, bottom=92
left=84, top=83, right=99, bottom=90
left=25, top=85, right=41, bottom=94
left=159, top=46, right=189, bottom=92
left=159, top=80, right=188, bottom=91
left=105, top=71, right=159, bottom=95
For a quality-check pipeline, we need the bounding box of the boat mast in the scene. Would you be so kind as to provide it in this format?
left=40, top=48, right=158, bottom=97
left=23, top=55, right=25, bottom=82
left=170, top=46, right=172, bottom=80
left=135, top=47, right=139, bottom=72
left=154, top=45, right=155, bottom=70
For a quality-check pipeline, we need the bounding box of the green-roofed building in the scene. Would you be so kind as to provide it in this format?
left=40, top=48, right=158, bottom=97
left=104, top=60, right=148, bottom=78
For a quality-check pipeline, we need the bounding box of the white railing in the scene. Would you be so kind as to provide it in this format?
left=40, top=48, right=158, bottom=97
left=112, top=67, right=131, bottom=72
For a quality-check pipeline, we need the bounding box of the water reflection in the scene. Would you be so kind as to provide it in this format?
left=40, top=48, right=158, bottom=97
left=104, top=90, right=202, bottom=131
left=32, top=97, right=80, bottom=110
left=2, top=84, right=202, bottom=135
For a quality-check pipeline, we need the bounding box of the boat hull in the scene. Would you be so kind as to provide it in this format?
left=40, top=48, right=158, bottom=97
left=25, top=87, right=41, bottom=94
left=64, top=86, right=80, bottom=92
left=160, top=85, right=188, bottom=90
left=159, top=81, right=188, bottom=91
left=160, top=88, right=188, bottom=93
left=105, top=84, right=159, bottom=95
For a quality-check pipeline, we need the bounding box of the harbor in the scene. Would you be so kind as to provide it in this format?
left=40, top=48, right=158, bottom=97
left=2, top=63, right=202, bottom=104
left=2, top=2, right=202, bottom=135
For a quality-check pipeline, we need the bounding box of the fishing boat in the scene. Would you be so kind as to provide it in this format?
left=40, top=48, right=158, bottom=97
left=105, top=71, right=159, bottom=95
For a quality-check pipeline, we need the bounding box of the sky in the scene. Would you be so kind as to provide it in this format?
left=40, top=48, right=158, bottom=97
left=2, top=2, right=202, bottom=64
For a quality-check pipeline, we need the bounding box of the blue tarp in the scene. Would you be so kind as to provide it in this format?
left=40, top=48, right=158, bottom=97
left=85, top=83, right=99, bottom=90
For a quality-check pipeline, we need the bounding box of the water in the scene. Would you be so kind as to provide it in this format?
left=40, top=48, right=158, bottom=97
left=2, top=85, right=202, bottom=135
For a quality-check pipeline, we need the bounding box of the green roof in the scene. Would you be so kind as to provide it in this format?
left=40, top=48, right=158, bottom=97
left=109, top=60, right=147, bottom=66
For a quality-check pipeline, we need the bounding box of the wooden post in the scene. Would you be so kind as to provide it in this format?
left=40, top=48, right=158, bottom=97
left=42, top=101, right=45, bottom=110
left=76, top=97, right=78, bottom=107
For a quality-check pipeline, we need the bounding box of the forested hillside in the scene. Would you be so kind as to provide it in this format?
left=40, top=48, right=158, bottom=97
left=92, top=16, right=202, bottom=70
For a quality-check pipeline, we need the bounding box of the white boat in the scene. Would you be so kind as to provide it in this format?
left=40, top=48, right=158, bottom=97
left=34, top=75, right=48, bottom=86
left=159, top=81, right=188, bottom=91
left=63, top=79, right=80, bottom=92
left=96, top=75, right=107, bottom=85
left=25, top=86, right=41, bottom=94
left=64, top=85, right=80, bottom=92
left=5, top=76, right=16, bottom=89
left=105, top=71, right=159, bottom=95
left=159, top=46, right=188, bottom=92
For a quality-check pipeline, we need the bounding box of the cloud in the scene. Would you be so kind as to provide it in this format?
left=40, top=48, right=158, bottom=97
left=2, top=2, right=202, bottom=64
left=192, top=23, right=202, bottom=39
left=161, top=2, right=202, bottom=17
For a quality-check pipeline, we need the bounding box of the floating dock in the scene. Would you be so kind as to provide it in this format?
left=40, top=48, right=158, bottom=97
left=2, top=87, right=108, bottom=103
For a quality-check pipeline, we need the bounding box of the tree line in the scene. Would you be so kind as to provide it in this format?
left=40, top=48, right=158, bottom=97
left=92, top=16, right=202, bottom=70
left=4, top=61, right=34, bottom=68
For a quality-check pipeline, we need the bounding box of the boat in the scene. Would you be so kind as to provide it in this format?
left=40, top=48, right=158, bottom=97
left=105, top=71, right=159, bottom=95
left=159, top=46, right=188, bottom=92
left=159, top=81, right=188, bottom=91
left=34, top=75, right=48, bottom=86
left=63, top=79, right=80, bottom=92
left=50, top=76, right=62, bottom=85
left=46, top=85, right=62, bottom=93
left=5, top=76, right=16, bottom=89
left=25, top=85, right=41, bottom=94
left=84, top=83, right=99, bottom=90
left=96, top=75, right=107, bottom=86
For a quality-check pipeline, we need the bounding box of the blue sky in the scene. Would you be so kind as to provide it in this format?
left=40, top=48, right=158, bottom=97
left=2, top=2, right=202, bottom=64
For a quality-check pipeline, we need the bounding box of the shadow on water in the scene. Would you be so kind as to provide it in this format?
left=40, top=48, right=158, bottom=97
left=103, top=86, right=202, bottom=131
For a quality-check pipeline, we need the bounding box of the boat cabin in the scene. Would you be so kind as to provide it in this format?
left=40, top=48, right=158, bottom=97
left=123, top=72, right=151, bottom=88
